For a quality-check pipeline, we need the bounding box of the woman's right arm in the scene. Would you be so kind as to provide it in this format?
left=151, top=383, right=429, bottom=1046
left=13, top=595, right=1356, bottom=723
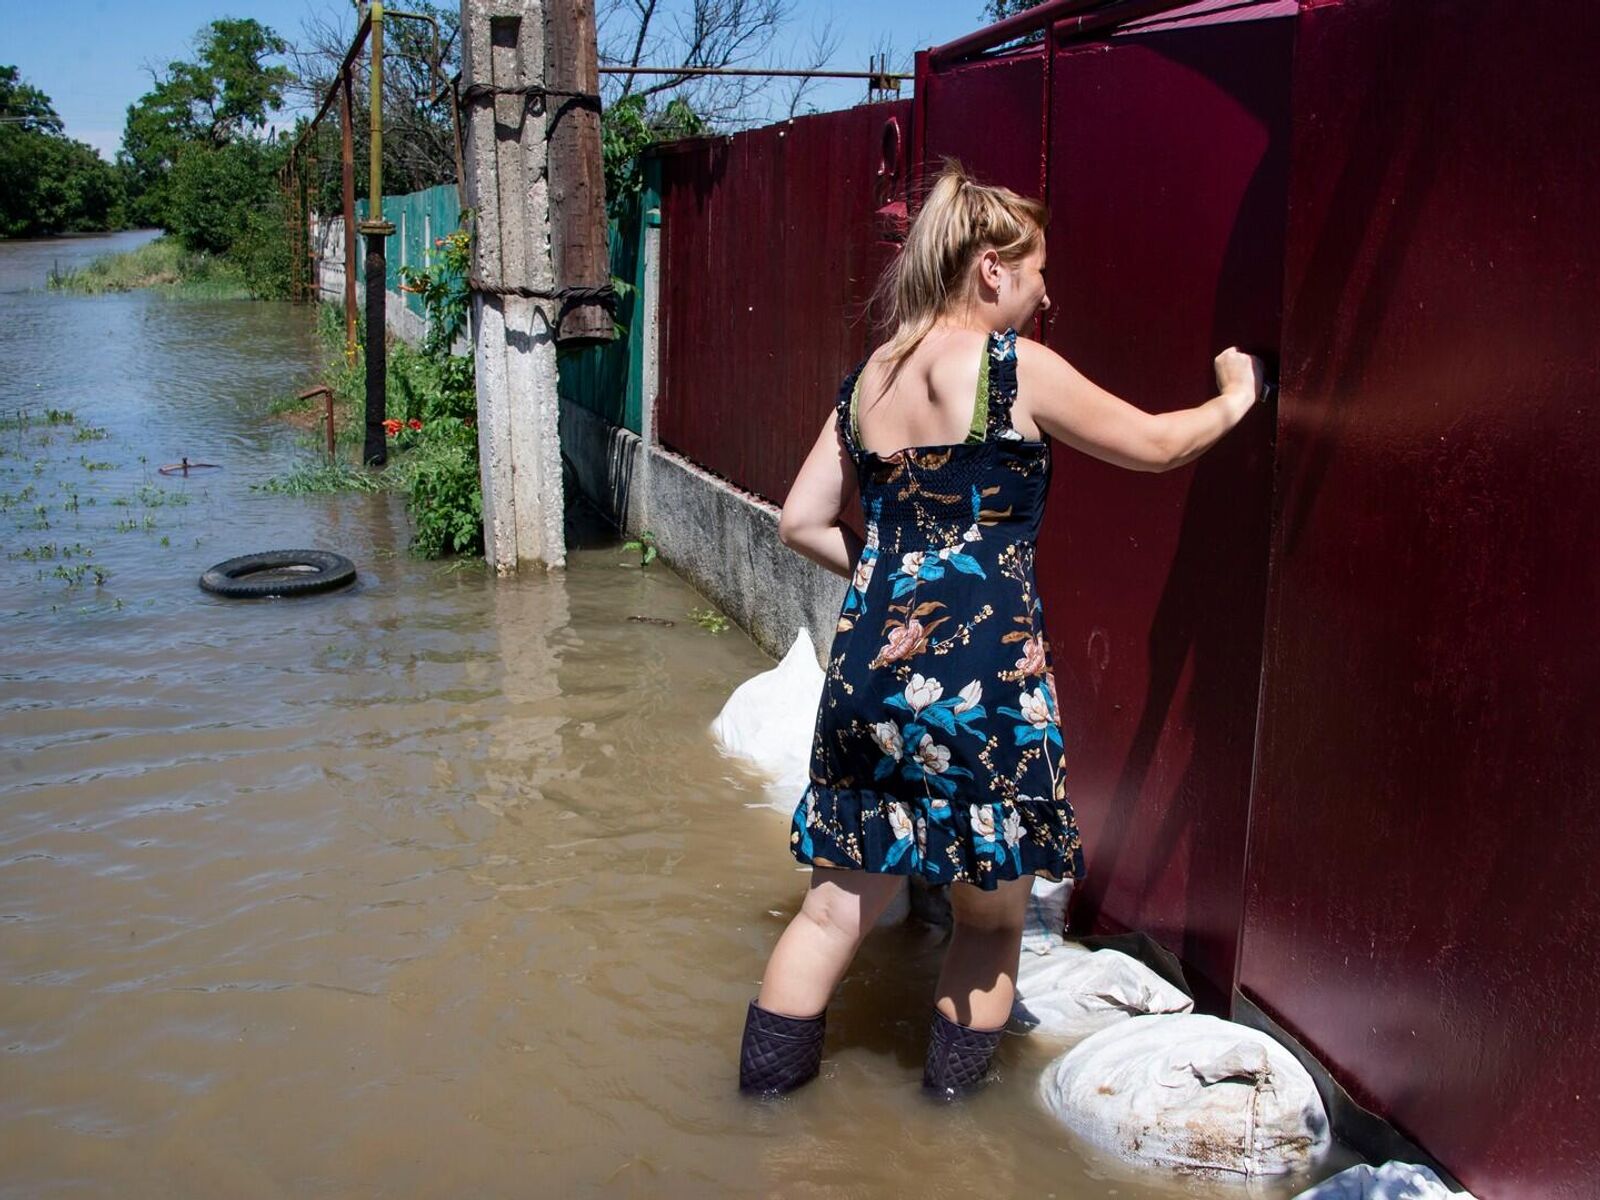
left=1015, top=339, right=1265, bottom=473
left=778, top=409, right=865, bottom=580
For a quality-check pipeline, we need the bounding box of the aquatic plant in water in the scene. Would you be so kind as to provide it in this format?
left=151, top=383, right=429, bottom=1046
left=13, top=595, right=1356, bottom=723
left=689, top=606, right=730, bottom=634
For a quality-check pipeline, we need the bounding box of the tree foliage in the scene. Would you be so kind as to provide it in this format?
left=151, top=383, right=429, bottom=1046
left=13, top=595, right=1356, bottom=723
left=166, top=138, right=279, bottom=256
left=0, top=65, right=61, bottom=133
left=286, top=1, right=461, bottom=214
left=601, top=93, right=702, bottom=215
left=109, top=20, right=292, bottom=296
left=0, top=66, right=121, bottom=237
left=119, top=19, right=291, bottom=228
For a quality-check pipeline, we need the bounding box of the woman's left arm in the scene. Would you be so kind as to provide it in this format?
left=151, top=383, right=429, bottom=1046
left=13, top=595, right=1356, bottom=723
left=777, top=410, right=864, bottom=580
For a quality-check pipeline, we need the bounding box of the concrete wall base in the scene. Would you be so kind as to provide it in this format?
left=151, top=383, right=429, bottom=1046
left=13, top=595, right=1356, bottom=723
left=559, top=398, right=845, bottom=668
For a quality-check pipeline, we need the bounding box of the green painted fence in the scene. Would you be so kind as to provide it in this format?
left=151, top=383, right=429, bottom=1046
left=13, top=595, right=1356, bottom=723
left=356, top=168, right=653, bottom=437
left=556, top=159, right=659, bottom=436
left=355, top=184, right=463, bottom=318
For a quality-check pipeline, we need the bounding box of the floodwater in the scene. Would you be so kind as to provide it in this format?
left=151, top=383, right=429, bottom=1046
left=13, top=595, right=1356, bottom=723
left=0, top=232, right=1333, bottom=1198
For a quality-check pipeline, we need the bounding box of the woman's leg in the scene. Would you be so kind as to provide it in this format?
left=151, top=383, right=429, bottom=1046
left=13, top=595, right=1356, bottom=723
left=932, top=874, right=1034, bottom=1030
left=756, top=866, right=909, bottom=1017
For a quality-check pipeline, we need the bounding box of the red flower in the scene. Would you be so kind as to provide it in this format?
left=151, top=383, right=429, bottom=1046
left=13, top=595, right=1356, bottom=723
left=382, top=418, right=402, bottom=437
left=407, top=418, right=422, bottom=430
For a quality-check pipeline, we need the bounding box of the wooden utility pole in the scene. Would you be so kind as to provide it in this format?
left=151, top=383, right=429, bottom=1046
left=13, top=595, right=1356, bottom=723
left=544, top=0, right=611, bottom=346
left=460, top=0, right=568, bottom=571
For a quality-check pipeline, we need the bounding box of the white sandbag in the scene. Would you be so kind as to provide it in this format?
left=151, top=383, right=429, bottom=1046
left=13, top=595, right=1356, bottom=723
left=710, top=627, right=824, bottom=809
left=1020, top=875, right=1074, bottom=955
left=1040, top=1013, right=1331, bottom=1179
left=713, top=629, right=909, bottom=928
left=1012, top=942, right=1193, bottom=1043
left=1292, top=1162, right=1473, bottom=1200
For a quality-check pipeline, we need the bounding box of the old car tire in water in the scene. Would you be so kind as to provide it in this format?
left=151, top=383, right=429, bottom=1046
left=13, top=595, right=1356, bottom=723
left=199, top=550, right=357, bottom=599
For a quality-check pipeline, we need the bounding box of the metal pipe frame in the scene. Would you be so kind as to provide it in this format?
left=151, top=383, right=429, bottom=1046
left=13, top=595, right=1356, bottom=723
left=596, top=65, right=911, bottom=81
left=930, top=0, right=1231, bottom=67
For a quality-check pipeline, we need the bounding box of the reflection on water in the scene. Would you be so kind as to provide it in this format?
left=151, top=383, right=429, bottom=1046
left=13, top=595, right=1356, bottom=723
left=0, top=233, right=1326, bottom=1197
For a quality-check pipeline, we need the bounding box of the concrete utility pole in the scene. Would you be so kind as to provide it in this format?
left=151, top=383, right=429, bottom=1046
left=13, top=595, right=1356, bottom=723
left=460, top=0, right=568, bottom=572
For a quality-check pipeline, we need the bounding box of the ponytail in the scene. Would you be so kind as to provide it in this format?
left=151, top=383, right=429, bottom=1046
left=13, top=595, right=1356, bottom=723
left=869, top=158, right=1048, bottom=376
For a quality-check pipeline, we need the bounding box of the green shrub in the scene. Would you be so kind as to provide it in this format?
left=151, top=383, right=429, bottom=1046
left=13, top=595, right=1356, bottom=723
left=167, top=141, right=276, bottom=257
left=230, top=194, right=292, bottom=300
left=406, top=419, right=483, bottom=558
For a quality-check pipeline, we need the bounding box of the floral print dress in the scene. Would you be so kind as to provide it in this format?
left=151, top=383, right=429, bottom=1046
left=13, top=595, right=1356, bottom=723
left=790, top=327, right=1086, bottom=891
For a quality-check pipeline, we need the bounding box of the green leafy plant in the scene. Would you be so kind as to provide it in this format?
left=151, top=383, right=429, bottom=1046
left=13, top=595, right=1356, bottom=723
left=392, top=220, right=483, bottom=558
left=601, top=94, right=702, bottom=217
left=264, top=220, right=482, bottom=560
left=397, top=218, right=473, bottom=357
left=688, top=606, right=729, bottom=634
left=406, top=420, right=483, bottom=558
left=622, top=528, right=658, bottom=567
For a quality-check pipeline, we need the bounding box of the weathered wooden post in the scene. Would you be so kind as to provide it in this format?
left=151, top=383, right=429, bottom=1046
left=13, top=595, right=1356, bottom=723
left=460, top=0, right=565, bottom=571
left=544, top=0, right=611, bottom=346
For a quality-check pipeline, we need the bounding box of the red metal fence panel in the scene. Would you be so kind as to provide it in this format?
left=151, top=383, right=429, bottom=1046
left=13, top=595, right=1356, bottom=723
left=646, top=1, right=1598, bottom=1185
left=653, top=100, right=911, bottom=505
left=1240, top=2, right=1600, bottom=1193
left=1030, top=16, right=1294, bottom=1010
left=919, top=49, right=1047, bottom=200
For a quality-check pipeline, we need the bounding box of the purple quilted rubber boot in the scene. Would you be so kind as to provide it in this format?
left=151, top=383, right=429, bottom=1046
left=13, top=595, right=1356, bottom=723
left=922, top=1007, right=1006, bottom=1100
left=738, top=999, right=826, bottom=1096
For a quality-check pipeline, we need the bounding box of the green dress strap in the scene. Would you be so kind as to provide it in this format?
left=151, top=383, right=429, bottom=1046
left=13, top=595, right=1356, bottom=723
left=969, top=347, right=990, bottom=444
left=849, top=370, right=863, bottom=448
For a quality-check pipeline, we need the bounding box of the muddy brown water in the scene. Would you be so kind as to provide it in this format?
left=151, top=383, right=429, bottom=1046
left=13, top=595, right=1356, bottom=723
left=0, top=233, right=1336, bottom=1197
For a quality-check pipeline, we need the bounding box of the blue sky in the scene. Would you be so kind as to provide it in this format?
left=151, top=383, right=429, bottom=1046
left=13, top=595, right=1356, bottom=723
left=3, top=0, right=994, bottom=160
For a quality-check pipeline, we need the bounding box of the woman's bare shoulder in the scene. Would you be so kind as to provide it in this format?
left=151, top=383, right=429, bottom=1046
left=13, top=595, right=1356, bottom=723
left=1015, top=335, right=1094, bottom=398
left=1014, top=333, right=1068, bottom=369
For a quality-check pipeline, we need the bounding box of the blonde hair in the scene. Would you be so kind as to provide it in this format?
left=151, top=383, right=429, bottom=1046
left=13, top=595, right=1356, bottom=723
left=871, top=158, right=1048, bottom=374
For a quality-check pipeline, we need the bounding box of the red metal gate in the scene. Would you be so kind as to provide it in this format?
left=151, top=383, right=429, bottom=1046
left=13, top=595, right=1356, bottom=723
left=648, top=3, right=1600, bottom=1188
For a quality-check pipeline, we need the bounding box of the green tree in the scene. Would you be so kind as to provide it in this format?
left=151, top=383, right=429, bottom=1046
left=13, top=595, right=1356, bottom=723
left=166, top=137, right=280, bottom=255
left=982, top=0, right=1047, bottom=18
left=118, top=19, right=291, bottom=227
left=0, top=66, right=121, bottom=236
left=0, top=65, right=62, bottom=133
left=601, top=93, right=702, bottom=217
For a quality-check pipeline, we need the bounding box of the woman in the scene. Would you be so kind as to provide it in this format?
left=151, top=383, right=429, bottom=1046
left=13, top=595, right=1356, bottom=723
left=739, top=159, right=1265, bottom=1101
